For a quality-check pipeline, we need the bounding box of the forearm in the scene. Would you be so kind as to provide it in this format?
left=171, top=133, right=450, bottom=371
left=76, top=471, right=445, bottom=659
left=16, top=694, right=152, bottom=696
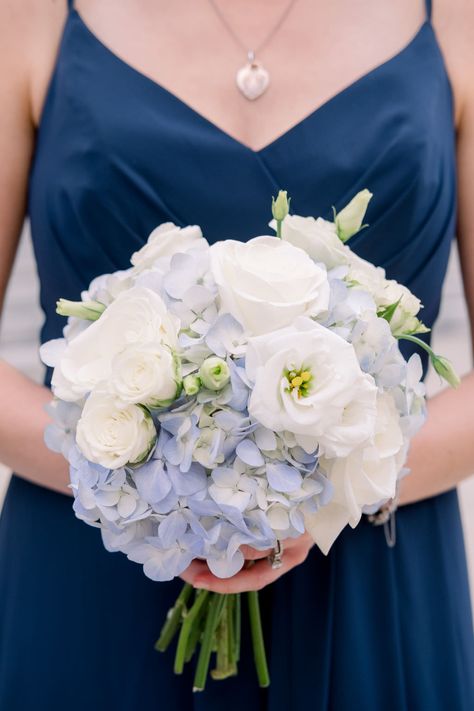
left=0, top=359, right=70, bottom=495
left=400, top=369, right=474, bottom=505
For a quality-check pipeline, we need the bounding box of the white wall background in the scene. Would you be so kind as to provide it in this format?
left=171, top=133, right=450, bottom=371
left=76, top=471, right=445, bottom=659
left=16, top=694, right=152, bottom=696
left=0, top=226, right=473, bottom=609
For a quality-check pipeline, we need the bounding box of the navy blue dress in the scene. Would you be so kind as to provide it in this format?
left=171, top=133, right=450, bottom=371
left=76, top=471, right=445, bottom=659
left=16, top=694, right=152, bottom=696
left=1, top=1, right=473, bottom=708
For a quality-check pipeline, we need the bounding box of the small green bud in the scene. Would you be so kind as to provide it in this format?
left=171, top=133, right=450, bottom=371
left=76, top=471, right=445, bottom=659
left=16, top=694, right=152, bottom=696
left=432, top=355, right=461, bottom=388
left=198, top=357, right=231, bottom=391
left=272, top=190, right=290, bottom=222
left=183, top=374, right=201, bottom=396
left=56, top=298, right=106, bottom=321
left=335, top=189, right=373, bottom=242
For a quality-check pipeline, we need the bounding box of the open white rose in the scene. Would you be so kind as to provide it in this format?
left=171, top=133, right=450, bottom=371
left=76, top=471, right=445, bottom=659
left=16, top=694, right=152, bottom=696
left=304, top=392, right=405, bottom=553
left=280, top=215, right=350, bottom=268
left=51, top=287, right=179, bottom=401
left=108, top=342, right=181, bottom=408
left=76, top=393, right=156, bottom=470
left=131, top=223, right=207, bottom=272
left=246, top=317, right=377, bottom=455
left=210, top=236, right=330, bottom=335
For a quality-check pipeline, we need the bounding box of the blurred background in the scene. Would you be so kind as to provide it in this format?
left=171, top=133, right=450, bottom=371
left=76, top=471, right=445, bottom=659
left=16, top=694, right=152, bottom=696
left=1, top=225, right=473, bottom=607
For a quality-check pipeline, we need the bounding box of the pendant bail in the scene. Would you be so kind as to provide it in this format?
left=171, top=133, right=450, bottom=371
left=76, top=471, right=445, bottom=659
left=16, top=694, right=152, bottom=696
left=247, top=49, right=255, bottom=63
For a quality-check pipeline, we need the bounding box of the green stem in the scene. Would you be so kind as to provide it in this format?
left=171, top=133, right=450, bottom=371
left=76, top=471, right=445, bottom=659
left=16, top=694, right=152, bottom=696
left=397, top=332, right=434, bottom=357
left=227, top=595, right=235, bottom=665
left=211, top=596, right=237, bottom=680
left=234, top=593, right=241, bottom=663
left=184, top=592, right=210, bottom=663
left=193, top=593, right=227, bottom=692
left=247, top=591, right=270, bottom=688
left=174, top=589, right=210, bottom=674
left=155, top=582, right=193, bottom=652
left=276, top=220, right=282, bottom=239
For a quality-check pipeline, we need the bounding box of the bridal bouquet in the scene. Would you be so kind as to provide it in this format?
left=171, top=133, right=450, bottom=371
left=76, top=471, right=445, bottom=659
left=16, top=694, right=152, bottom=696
left=41, top=190, right=458, bottom=691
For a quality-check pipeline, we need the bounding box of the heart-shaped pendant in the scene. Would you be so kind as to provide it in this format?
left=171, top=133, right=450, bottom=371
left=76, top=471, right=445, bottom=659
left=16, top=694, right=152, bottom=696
left=236, top=60, right=270, bottom=101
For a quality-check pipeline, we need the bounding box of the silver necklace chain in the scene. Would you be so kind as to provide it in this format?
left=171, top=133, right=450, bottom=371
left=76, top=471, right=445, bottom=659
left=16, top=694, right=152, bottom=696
left=208, top=0, right=299, bottom=62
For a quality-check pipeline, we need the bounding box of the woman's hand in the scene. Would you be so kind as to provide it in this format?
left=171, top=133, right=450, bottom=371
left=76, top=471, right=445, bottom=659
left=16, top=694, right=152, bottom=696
left=180, top=532, right=314, bottom=593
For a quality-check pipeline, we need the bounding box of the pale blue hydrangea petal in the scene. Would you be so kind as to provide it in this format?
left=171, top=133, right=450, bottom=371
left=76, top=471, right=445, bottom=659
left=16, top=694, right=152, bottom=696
left=167, top=463, right=207, bottom=496
left=236, top=439, right=265, bottom=467
left=254, top=427, right=277, bottom=452
left=158, top=511, right=188, bottom=547
left=133, top=459, right=172, bottom=504
left=266, top=462, right=303, bottom=492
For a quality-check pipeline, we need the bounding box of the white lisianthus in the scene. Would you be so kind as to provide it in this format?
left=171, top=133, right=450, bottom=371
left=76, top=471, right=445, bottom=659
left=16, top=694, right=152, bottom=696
left=346, top=252, right=425, bottom=335
left=246, top=317, right=378, bottom=455
left=50, top=287, right=179, bottom=401
left=108, top=342, right=181, bottom=408
left=131, top=223, right=208, bottom=272
left=76, top=393, right=156, bottom=470
left=210, top=236, right=330, bottom=335
left=279, top=215, right=350, bottom=268
left=304, top=392, right=405, bottom=553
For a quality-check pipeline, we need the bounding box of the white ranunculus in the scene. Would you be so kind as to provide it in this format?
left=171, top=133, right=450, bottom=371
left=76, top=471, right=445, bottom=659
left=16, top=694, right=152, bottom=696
left=51, top=287, right=179, bottom=401
left=76, top=393, right=156, bottom=470
left=346, top=252, right=423, bottom=335
left=279, top=215, right=350, bottom=268
left=304, top=392, right=405, bottom=553
left=131, top=223, right=208, bottom=272
left=108, top=342, right=181, bottom=407
left=246, top=317, right=377, bottom=455
left=209, top=236, right=330, bottom=335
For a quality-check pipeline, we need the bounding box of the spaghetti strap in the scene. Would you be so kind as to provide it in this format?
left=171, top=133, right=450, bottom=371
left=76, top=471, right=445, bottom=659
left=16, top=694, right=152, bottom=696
left=67, top=0, right=74, bottom=10
left=425, top=0, right=432, bottom=20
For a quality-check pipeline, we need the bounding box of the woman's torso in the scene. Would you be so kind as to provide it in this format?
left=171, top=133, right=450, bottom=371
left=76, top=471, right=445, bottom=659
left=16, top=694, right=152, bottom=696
left=29, top=0, right=455, bottom=379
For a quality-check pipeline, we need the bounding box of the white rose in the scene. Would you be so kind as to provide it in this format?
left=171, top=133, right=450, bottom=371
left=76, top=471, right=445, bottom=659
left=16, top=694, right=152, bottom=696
left=108, top=342, right=181, bottom=407
left=210, top=236, right=330, bottom=335
left=51, top=287, right=179, bottom=401
left=304, top=392, right=405, bottom=553
left=131, top=223, right=207, bottom=272
left=346, top=252, right=424, bottom=335
left=76, top=393, right=156, bottom=470
left=280, top=215, right=350, bottom=268
left=246, top=317, right=377, bottom=455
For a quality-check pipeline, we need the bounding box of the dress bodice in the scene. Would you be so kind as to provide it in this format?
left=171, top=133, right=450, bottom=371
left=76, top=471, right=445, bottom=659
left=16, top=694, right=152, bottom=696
left=28, top=3, right=456, bottom=378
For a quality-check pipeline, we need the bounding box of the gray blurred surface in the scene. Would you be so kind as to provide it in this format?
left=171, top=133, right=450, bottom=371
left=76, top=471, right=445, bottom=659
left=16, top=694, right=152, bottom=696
left=0, top=227, right=473, bottom=608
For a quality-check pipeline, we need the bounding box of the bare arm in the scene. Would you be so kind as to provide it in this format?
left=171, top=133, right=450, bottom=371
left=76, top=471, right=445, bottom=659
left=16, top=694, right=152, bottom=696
left=0, top=0, right=69, bottom=495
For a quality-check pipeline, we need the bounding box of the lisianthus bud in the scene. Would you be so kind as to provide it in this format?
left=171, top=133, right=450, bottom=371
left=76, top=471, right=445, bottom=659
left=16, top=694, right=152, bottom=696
left=335, top=189, right=373, bottom=242
left=183, top=373, right=201, bottom=396
left=432, top=355, right=460, bottom=388
left=56, top=298, right=106, bottom=321
left=272, top=190, right=290, bottom=222
left=199, top=357, right=231, bottom=391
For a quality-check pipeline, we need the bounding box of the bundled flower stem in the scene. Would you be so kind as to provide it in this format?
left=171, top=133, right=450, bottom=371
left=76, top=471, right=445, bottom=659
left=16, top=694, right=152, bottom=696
left=156, top=584, right=269, bottom=691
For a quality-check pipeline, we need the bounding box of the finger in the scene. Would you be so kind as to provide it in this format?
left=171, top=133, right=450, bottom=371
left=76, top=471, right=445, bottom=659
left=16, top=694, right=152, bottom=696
left=179, top=559, right=210, bottom=586
left=193, top=546, right=307, bottom=594
left=240, top=544, right=273, bottom=561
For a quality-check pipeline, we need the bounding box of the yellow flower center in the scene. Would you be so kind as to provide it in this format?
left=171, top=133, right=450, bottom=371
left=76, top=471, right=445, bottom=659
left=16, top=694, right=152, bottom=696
left=285, top=368, right=313, bottom=398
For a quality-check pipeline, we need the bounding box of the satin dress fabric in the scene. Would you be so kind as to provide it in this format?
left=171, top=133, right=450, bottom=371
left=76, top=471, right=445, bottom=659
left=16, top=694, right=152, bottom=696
left=1, top=1, right=473, bottom=709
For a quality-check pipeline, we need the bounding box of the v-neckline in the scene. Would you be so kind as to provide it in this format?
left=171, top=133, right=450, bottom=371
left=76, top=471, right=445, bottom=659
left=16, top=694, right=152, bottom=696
left=71, top=9, right=431, bottom=155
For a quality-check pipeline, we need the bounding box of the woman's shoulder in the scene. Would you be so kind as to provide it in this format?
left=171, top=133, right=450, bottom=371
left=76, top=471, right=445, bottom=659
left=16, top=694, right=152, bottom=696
left=432, top=0, right=474, bottom=126
left=0, top=0, right=69, bottom=127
